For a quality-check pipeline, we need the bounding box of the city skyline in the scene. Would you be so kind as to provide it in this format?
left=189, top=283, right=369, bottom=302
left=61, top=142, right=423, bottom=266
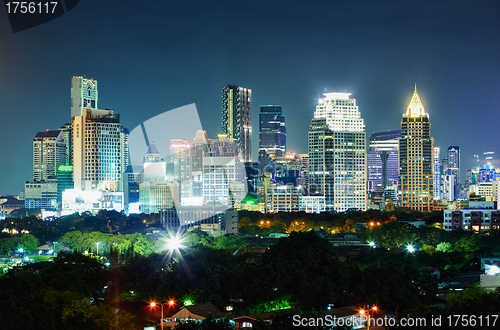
left=1, top=0, right=499, bottom=194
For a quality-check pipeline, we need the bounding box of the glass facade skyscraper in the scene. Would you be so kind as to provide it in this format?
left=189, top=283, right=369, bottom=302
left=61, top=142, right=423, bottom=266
left=447, top=146, right=460, bottom=198
left=221, top=85, right=252, bottom=162
left=308, top=93, right=366, bottom=212
left=367, top=130, right=401, bottom=204
left=259, top=105, right=286, bottom=159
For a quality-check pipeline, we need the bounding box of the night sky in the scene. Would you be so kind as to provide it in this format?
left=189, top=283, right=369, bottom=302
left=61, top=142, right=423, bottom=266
left=1, top=0, right=499, bottom=195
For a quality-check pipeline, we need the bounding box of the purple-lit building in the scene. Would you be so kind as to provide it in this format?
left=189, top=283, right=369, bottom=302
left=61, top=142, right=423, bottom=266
left=367, top=130, right=401, bottom=205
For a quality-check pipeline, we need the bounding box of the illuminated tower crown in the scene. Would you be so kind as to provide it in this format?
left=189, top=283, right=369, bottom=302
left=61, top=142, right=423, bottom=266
left=406, top=84, right=426, bottom=117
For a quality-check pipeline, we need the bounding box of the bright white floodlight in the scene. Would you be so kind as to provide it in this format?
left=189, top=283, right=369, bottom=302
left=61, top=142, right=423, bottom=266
left=407, top=245, right=415, bottom=253
left=165, top=232, right=185, bottom=254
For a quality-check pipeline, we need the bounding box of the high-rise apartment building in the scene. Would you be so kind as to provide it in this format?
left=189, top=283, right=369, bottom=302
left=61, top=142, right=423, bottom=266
left=398, top=85, right=434, bottom=211
left=259, top=105, right=286, bottom=159
left=72, top=108, right=127, bottom=192
left=221, top=85, right=252, bottom=162
left=33, top=131, right=66, bottom=182
left=308, top=93, right=366, bottom=212
left=71, top=76, right=98, bottom=118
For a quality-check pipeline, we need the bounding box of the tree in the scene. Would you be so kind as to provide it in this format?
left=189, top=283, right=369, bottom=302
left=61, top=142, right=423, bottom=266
left=351, top=254, right=423, bottom=311
left=256, top=231, right=350, bottom=310
left=436, top=242, right=452, bottom=252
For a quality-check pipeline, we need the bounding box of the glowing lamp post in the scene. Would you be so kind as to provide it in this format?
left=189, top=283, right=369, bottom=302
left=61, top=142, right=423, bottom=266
left=150, top=299, right=176, bottom=330
left=359, top=305, right=378, bottom=330
left=165, top=232, right=186, bottom=256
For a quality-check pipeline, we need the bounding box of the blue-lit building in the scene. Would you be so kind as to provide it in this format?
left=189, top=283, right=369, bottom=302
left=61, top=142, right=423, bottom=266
left=259, top=105, right=286, bottom=159
left=367, top=130, right=401, bottom=204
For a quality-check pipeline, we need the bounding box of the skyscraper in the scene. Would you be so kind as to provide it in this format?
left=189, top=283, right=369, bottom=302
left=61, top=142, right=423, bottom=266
left=71, top=76, right=98, bottom=118
left=367, top=130, right=401, bottom=204
left=398, top=85, right=434, bottom=211
left=170, top=139, right=192, bottom=199
left=221, top=85, right=252, bottom=162
left=433, top=147, right=441, bottom=200
left=308, top=93, right=366, bottom=212
left=259, top=105, right=286, bottom=159
left=57, top=123, right=72, bottom=165
left=33, top=131, right=66, bottom=182
left=447, top=146, right=460, bottom=198
left=72, top=108, right=127, bottom=192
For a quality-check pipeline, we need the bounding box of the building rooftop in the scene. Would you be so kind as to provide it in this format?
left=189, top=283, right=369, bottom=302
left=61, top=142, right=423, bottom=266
left=34, top=131, right=61, bottom=139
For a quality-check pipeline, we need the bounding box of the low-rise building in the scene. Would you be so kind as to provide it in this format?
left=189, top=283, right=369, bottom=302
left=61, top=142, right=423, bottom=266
left=267, top=185, right=300, bottom=213
left=24, top=181, right=58, bottom=209
left=443, top=201, right=499, bottom=231
left=163, top=302, right=230, bottom=329
left=299, top=195, right=326, bottom=213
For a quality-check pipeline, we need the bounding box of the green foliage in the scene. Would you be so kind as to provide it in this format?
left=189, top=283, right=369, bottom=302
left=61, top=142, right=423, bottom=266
left=182, top=230, right=249, bottom=251
left=420, top=244, right=436, bottom=254
left=368, top=221, right=418, bottom=248
left=61, top=299, right=138, bottom=330
left=59, top=230, right=156, bottom=257
left=436, top=242, right=452, bottom=252
left=446, top=287, right=500, bottom=315
left=0, top=233, right=39, bottom=255
left=351, top=253, right=423, bottom=310
left=254, top=231, right=350, bottom=310
left=246, top=295, right=293, bottom=314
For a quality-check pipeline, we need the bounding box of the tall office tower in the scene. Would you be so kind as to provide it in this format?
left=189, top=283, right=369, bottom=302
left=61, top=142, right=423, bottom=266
left=72, top=108, right=126, bottom=192
left=259, top=105, right=286, bottom=159
left=201, top=135, right=245, bottom=205
left=57, top=123, right=72, bottom=165
left=170, top=139, right=192, bottom=199
left=441, top=174, right=455, bottom=201
left=298, top=154, right=309, bottom=193
left=308, top=93, right=366, bottom=212
left=366, top=130, right=401, bottom=203
left=274, top=152, right=301, bottom=186
left=221, top=85, right=252, bottom=162
left=433, top=147, right=441, bottom=200
left=33, top=131, right=66, bottom=182
left=448, top=146, right=460, bottom=198
left=398, top=85, right=434, bottom=211
left=71, top=76, right=98, bottom=118
left=191, top=130, right=209, bottom=173
left=143, top=142, right=166, bottom=181
left=204, top=134, right=239, bottom=157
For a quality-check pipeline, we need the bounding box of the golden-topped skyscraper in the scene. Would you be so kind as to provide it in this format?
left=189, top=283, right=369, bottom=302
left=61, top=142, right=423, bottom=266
left=398, top=85, right=434, bottom=211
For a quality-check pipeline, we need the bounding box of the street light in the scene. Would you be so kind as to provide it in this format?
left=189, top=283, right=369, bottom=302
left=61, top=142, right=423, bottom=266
left=359, top=305, right=378, bottom=330
left=165, top=232, right=185, bottom=255
left=150, top=299, right=176, bottom=330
